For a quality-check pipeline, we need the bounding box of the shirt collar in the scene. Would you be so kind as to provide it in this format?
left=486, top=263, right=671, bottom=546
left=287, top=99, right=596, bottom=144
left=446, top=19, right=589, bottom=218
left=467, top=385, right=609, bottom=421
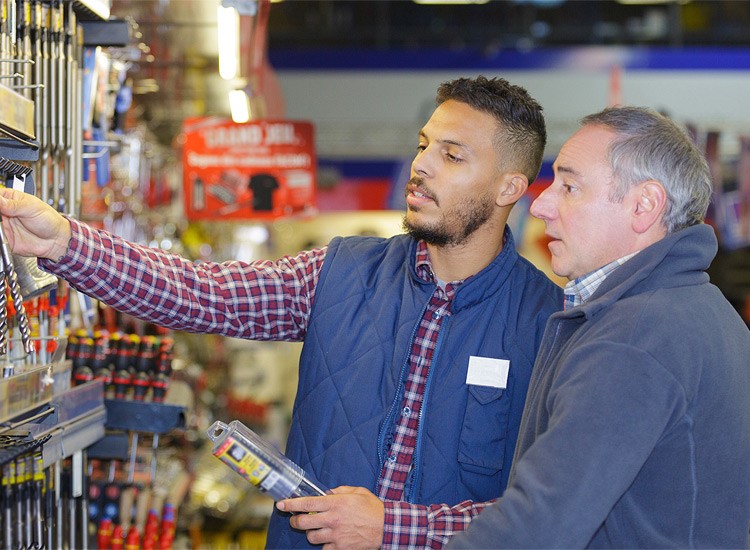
left=564, top=251, right=639, bottom=310
left=414, top=230, right=509, bottom=288
left=414, top=240, right=461, bottom=298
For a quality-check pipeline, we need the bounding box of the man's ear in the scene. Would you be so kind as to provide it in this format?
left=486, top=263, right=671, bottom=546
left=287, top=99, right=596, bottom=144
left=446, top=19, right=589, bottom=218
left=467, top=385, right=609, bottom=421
left=497, top=174, right=529, bottom=207
left=632, top=180, right=667, bottom=234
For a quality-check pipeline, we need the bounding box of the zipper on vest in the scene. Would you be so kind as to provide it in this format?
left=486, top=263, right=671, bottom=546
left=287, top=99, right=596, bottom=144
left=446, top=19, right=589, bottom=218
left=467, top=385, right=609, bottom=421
left=375, top=306, right=425, bottom=495
left=406, top=313, right=450, bottom=503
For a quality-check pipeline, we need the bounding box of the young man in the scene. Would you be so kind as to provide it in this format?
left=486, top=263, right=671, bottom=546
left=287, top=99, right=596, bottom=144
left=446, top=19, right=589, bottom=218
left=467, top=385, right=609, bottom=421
left=0, top=76, right=562, bottom=548
left=448, top=106, right=750, bottom=549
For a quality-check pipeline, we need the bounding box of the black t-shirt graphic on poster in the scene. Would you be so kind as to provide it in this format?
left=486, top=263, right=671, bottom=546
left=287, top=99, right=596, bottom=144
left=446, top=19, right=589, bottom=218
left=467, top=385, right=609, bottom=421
left=249, top=173, right=280, bottom=211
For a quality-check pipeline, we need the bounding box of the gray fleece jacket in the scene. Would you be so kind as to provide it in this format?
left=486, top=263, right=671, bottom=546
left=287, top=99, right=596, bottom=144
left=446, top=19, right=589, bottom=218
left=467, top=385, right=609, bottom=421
left=449, top=224, right=750, bottom=549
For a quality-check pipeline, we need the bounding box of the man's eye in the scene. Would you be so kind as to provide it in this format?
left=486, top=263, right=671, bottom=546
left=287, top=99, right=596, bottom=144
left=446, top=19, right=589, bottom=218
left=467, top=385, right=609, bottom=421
left=446, top=153, right=462, bottom=163
left=416, top=144, right=426, bottom=152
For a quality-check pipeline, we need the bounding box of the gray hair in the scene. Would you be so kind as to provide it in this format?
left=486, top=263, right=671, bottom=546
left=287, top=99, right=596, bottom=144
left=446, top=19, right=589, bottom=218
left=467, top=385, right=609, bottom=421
left=581, top=106, right=712, bottom=233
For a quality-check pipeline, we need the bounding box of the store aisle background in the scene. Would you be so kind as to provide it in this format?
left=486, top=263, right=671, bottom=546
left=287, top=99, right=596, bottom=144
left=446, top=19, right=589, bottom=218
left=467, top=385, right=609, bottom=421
left=75, top=1, right=750, bottom=546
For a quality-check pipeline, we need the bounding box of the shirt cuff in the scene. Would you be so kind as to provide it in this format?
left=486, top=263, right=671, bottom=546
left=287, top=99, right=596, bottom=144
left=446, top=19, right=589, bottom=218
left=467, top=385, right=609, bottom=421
left=382, top=501, right=430, bottom=549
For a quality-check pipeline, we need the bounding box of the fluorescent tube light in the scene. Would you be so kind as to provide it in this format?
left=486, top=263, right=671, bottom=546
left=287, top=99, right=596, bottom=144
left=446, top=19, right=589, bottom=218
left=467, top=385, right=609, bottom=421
left=413, top=0, right=490, bottom=4
left=218, top=6, right=240, bottom=80
left=229, top=90, right=251, bottom=123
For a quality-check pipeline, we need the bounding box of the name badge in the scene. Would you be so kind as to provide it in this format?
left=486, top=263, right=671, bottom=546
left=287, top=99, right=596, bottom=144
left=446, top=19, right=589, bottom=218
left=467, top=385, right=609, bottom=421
left=466, top=356, right=510, bottom=389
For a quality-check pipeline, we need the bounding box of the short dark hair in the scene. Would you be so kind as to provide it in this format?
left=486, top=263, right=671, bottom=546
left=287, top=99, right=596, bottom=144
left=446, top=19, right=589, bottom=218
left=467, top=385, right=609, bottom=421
left=436, top=76, right=547, bottom=184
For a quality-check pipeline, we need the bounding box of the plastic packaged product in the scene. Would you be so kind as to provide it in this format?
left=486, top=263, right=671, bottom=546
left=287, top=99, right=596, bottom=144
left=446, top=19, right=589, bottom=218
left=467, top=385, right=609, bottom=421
left=207, top=419, right=329, bottom=500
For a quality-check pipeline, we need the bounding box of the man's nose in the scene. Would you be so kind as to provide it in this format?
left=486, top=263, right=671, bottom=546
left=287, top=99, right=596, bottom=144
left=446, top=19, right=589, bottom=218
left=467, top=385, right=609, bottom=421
left=529, top=190, right=550, bottom=220
left=411, top=148, right=433, bottom=179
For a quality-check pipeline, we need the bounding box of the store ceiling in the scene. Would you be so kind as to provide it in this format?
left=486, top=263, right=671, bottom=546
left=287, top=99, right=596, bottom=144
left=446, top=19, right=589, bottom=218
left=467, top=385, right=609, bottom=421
left=108, top=0, right=750, bottom=147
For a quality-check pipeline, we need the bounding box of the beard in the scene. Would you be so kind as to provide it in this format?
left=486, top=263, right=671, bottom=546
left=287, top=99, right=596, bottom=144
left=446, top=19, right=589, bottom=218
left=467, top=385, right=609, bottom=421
left=403, top=180, right=496, bottom=247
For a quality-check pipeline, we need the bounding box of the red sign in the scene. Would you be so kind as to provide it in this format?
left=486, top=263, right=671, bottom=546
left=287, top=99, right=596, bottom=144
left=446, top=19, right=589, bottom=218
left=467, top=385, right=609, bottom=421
left=182, top=117, right=317, bottom=220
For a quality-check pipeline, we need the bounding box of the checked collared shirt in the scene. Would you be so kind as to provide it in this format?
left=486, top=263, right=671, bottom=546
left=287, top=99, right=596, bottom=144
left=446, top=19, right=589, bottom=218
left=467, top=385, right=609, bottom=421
left=42, top=220, right=492, bottom=549
left=564, top=252, right=640, bottom=310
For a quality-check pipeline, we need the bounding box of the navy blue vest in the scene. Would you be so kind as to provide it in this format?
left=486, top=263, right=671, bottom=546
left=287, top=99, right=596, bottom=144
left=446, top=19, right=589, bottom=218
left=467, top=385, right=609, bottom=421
left=266, top=230, right=562, bottom=548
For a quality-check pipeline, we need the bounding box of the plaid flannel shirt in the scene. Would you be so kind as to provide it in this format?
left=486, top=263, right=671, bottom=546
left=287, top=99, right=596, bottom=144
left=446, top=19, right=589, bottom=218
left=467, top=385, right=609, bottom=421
left=42, top=220, right=492, bottom=548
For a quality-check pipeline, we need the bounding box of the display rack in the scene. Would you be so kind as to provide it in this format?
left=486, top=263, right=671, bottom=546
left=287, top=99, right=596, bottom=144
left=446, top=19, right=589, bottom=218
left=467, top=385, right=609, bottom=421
left=86, top=400, right=186, bottom=461
left=0, top=365, right=107, bottom=469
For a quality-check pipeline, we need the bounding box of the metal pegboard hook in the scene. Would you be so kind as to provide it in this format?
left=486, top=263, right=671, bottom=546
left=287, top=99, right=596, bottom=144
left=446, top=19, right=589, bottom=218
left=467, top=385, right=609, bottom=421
left=82, top=139, right=120, bottom=159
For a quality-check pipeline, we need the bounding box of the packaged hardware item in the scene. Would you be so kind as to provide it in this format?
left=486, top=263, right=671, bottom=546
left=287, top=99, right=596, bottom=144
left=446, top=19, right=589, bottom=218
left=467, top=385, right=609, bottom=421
left=207, top=419, right=329, bottom=500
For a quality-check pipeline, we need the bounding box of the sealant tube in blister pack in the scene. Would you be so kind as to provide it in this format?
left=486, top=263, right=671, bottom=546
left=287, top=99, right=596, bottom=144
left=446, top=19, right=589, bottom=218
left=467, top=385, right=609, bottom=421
left=207, top=420, right=329, bottom=500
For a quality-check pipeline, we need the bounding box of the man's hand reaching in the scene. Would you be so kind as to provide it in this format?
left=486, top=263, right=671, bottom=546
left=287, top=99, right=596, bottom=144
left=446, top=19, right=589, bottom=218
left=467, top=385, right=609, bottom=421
left=0, top=187, right=72, bottom=261
left=277, top=486, right=385, bottom=549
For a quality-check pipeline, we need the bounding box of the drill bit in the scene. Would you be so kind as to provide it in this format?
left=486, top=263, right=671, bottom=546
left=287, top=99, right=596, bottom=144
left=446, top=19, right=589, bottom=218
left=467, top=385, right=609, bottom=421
left=0, top=254, right=8, bottom=359
left=0, top=217, right=34, bottom=355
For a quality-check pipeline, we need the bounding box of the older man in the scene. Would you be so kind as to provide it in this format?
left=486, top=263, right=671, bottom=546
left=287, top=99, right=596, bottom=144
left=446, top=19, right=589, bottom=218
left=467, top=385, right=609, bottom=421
left=448, top=106, right=750, bottom=549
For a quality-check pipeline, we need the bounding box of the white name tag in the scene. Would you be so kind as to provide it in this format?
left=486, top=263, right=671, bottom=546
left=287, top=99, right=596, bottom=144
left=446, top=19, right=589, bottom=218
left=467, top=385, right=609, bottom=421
left=466, top=356, right=510, bottom=389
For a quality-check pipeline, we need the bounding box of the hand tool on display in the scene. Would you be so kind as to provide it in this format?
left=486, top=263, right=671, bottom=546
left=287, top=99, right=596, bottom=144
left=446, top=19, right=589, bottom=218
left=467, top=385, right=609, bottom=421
left=48, top=0, right=62, bottom=212
left=5, top=0, right=16, bottom=73
left=31, top=450, right=44, bottom=549
left=71, top=449, right=88, bottom=550
left=13, top=459, right=22, bottom=549
left=3, top=461, right=14, bottom=549
left=71, top=18, right=83, bottom=218
left=98, top=516, right=114, bottom=548
left=15, top=0, right=31, bottom=99
left=0, top=255, right=9, bottom=363
left=30, top=0, right=46, bottom=211
left=92, top=328, right=114, bottom=389
left=113, top=333, right=137, bottom=400
left=0, top=214, right=35, bottom=357
left=102, top=459, right=121, bottom=524
left=0, top=0, right=9, bottom=80
left=54, top=460, right=63, bottom=549
left=39, top=0, right=51, bottom=206
left=117, top=484, right=135, bottom=549
left=0, top=1, right=5, bottom=80
left=73, top=335, right=94, bottom=385
left=62, top=1, right=76, bottom=216
left=111, top=522, right=125, bottom=549
left=133, top=335, right=158, bottom=401
left=151, top=338, right=173, bottom=403
left=129, top=485, right=153, bottom=550
left=23, top=454, right=33, bottom=548
left=44, top=457, right=53, bottom=550
left=37, top=293, right=48, bottom=363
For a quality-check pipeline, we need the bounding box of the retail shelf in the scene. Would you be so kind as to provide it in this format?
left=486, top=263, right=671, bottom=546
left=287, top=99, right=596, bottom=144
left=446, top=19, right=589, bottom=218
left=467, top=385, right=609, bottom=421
left=87, top=400, right=186, bottom=460
left=86, top=431, right=128, bottom=460
left=0, top=433, right=50, bottom=466
left=0, top=138, right=40, bottom=161
left=81, top=18, right=130, bottom=47
left=0, top=361, right=72, bottom=427
left=103, top=399, right=186, bottom=434
left=40, top=407, right=106, bottom=467
left=0, top=380, right=107, bottom=468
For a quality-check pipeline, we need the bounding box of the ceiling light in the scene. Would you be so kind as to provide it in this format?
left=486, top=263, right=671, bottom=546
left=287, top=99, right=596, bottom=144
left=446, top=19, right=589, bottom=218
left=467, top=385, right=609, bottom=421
left=229, top=90, right=251, bottom=123
left=217, top=5, right=240, bottom=80
left=413, top=0, right=490, bottom=4
left=616, top=0, right=690, bottom=4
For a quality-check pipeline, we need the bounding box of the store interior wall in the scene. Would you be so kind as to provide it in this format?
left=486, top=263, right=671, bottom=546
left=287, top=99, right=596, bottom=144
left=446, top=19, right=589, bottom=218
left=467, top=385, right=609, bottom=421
left=276, top=66, right=750, bottom=160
